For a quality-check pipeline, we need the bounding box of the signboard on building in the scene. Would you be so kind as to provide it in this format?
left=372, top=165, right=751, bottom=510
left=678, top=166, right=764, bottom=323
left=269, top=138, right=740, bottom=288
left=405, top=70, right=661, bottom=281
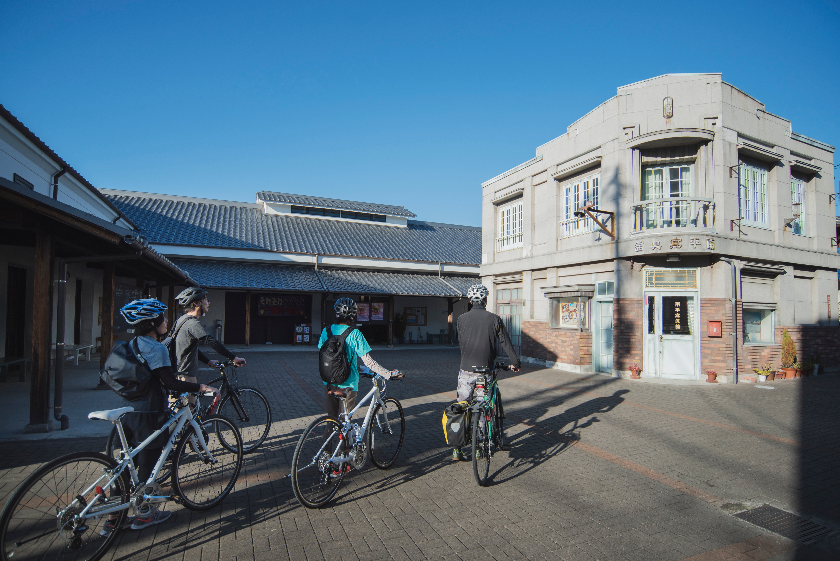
left=257, top=295, right=307, bottom=316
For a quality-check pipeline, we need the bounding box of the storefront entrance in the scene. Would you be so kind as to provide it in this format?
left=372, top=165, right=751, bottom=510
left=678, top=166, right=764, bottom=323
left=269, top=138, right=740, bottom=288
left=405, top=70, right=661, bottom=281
left=643, top=269, right=699, bottom=380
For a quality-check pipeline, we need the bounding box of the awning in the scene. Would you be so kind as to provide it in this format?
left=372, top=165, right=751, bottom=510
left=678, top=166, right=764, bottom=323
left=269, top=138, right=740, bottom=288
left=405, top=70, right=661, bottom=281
left=171, top=259, right=477, bottom=297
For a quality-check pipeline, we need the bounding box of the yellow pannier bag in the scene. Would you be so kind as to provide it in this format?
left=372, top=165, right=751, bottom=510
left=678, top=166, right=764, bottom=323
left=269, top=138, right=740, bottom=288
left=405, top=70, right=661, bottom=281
left=442, top=401, right=471, bottom=447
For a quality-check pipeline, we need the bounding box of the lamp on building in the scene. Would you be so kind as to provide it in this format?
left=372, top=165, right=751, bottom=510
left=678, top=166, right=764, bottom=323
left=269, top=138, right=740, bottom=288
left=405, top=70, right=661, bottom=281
left=783, top=202, right=801, bottom=231
left=573, top=202, right=616, bottom=240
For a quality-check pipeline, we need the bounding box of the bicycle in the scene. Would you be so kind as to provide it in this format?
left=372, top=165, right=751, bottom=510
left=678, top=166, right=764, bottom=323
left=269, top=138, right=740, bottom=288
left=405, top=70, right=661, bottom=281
left=291, top=371, right=405, bottom=508
left=106, top=360, right=270, bottom=460
left=0, top=392, right=243, bottom=561
left=469, top=361, right=508, bottom=486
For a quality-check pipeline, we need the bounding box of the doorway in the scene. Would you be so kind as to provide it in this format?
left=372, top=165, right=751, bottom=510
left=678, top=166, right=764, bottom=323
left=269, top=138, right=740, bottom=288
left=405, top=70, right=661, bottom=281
left=644, top=292, right=697, bottom=379
left=4, top=266, right=27, bottom=358
left=592, top=281, right=614, bottom=373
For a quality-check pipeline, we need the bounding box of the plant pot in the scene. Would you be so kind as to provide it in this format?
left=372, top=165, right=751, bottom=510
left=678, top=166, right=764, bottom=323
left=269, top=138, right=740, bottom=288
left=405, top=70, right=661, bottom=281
left=629, top=368, right=641, bottom=379
left=813, top=365, right=820, bottom=376
left=767, top=371, right=776, bottom=381
left=706, top=371, right=718, bottom=383
left=758, top=374, right=768, bottom=382
left=780, top=367, right=796, bottom=379
left=794, top=369, right=803, bottom=378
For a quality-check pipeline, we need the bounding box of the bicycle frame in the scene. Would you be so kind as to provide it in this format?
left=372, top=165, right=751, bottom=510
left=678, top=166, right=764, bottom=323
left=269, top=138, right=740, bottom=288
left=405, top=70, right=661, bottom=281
left=70, top=403, right=213, bottom=520
left=470, top=367, right=504, bottom=445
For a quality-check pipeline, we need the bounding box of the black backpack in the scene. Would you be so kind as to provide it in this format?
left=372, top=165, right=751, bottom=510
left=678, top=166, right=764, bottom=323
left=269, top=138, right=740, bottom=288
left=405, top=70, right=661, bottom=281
left=318, top=326, right=356, bottom=385
left=100, top=338, right=153, bottom=401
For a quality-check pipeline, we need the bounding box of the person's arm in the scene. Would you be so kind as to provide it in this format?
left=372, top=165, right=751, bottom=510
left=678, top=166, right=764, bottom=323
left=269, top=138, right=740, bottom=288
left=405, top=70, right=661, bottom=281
left=153, top=365, right=203, bottom=393
left=198, top=349, right=211, bottom=365
left=360, top=354, right=396, bottom=378
left=495, top=317, right=521, bottom=370
left=190, top=322, right=246, bottom=366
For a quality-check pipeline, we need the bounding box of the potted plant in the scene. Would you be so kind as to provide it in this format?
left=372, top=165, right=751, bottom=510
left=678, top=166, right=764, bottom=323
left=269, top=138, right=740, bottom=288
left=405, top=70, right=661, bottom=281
left=706, top=370, right=718, bottom=383
left=753, top=367, right=768, bottom=383
left=811, top=354, right=822, bottom=376
left=753, top=362, right=775, bottom=382
left=780, top=329, right=797, bottom=379
left=629, top=364, right=642, bottom=379
left=393, top=313, right=406, bottom=344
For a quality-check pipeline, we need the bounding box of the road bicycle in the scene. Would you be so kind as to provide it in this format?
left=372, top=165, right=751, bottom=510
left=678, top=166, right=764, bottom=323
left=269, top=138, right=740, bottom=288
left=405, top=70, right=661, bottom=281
left=106, top=360, right=270, bottom=466
left=0, top=392, right=243, bottom=561
left=291, top=371, right=405, bottom=508
left=469, top=361, right=508, bottom=486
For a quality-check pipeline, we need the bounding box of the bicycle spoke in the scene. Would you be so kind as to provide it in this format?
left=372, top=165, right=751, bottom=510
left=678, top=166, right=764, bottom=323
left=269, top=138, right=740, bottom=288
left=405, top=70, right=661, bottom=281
left=291, top=417, right=346, bottom=508
left=368, top=399, right=405, bottom=469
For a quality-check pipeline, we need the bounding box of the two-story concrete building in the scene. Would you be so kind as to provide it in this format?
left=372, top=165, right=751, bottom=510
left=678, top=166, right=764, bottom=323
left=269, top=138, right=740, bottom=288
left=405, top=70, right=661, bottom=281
left=481, top=74, right=839, bottom=382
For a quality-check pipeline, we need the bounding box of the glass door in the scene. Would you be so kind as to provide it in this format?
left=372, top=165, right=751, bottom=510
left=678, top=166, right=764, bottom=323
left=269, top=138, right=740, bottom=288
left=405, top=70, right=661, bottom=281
left=593, top=301, right=613, bottom=372
left=645, top=293, right=697, bottom=379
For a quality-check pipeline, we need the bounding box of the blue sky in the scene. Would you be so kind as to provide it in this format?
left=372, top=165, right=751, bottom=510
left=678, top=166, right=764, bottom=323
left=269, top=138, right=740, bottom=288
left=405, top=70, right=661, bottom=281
left=2, top=0, right=839, bottom=226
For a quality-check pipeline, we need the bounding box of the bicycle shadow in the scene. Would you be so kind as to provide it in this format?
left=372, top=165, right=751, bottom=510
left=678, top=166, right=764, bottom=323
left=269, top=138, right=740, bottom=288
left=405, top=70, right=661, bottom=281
left=484, top=389, right=630, bottom=486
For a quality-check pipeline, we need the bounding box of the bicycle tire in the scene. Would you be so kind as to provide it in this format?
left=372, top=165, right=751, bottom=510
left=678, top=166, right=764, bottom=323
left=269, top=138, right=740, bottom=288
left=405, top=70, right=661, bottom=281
left=217, top=387, right=271, bottom=454
left=105, top=426, right=173, bottom=484
left=368, top=398, right=405, bottom=469
left=0, top=452, right=129, bottom=561
left=291, top=416, right=346, bottom=508
left=171, top=414, right=243, bottom=511
left=472, top=409, right=491, bottom=486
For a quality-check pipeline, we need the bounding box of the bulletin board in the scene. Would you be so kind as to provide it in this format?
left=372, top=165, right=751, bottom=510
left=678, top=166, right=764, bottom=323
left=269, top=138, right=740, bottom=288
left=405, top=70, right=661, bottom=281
left=403, top=307, right=427, bottom=326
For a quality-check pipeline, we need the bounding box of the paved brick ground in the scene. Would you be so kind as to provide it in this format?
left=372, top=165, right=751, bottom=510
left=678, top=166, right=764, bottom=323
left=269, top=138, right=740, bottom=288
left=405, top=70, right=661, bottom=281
left=1, top=349, right=838, bottom=560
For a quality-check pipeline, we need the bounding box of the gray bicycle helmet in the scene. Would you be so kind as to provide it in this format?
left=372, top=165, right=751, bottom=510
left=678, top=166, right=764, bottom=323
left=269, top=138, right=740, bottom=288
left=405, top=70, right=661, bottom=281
left=466, top=284, right=489, bottom=304
left=334, top=297, right=358, bottom=320
left=176, top=287, right=208, bottom=307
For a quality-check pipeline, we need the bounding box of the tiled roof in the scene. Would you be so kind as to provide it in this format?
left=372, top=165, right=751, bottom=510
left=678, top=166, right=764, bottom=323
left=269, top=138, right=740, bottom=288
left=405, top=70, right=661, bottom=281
left=172, top=259, right=474, bottom=296
left=104, top=192, right=480, bottom=265
left=257, top=191, right=416, bottom=218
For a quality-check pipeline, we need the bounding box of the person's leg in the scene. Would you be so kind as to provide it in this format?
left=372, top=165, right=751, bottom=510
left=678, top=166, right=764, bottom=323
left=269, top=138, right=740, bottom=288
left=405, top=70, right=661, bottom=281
left=453, top=370, right=478, bottom=460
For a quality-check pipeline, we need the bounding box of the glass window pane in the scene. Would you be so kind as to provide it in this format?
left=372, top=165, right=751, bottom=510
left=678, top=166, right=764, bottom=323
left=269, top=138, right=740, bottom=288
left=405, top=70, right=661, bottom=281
left=743, top=309, right=774, bottom=344
left=647, top=296, right=656, bottom=334
left=662, top=296, right=691, bottom=335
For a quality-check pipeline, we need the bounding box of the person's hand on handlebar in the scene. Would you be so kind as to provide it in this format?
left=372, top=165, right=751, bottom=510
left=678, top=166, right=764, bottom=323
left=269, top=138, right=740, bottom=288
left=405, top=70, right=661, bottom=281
left=510, top=365, right=520, bottom=372
left=389, top=370, right=404, bottom=380
left=233, top=357, right=246, bottom=366
left=207, top=359, right=220, bottom=368
left=200, top=384, right=220, bottom=397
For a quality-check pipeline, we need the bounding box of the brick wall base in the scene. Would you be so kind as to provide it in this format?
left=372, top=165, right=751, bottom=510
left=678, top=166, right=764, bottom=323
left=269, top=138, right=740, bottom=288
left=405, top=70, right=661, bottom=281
left=521, top=320, right=593, bottom=373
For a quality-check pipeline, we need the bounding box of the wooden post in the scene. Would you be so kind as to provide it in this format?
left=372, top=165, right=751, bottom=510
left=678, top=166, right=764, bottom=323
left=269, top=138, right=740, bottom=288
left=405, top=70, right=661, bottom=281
left=100, top=263, right=115, bottom=369
left=320, top=294, right=328, bottom=336
left=26, top=232, right=52, bottom=432
left=245, top=291, right=251, bottom=348
left=388, top=295, right=394, bottom=347
left=448, top=298, right=455, bottom=345
left=167, top=285, right=175, bottom=327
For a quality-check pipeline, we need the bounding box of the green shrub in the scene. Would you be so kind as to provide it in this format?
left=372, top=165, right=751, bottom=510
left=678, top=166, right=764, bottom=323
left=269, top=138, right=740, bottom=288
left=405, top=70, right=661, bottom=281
left=781, top=329, right=796, bottom=367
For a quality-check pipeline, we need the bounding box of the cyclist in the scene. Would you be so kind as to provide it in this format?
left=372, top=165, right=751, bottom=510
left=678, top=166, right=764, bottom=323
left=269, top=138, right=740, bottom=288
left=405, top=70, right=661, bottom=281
left=451, top=284, right=520, bottom=461
left=104, top=299, right=219, bottom=533
left=318, top=298, right=402, bottom=473
left=171, top=287, right=246, bottom=400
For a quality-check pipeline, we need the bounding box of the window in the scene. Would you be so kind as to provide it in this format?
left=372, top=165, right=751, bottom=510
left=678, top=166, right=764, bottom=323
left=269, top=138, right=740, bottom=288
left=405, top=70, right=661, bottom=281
left=559, top=172, right=600, bottom=237
left=641, top=164, right=692, bottom=228
left=790, top=176, right=806, bottom=235
left=496, top=288, right=523, bottom=347
left=596, top=280, right=614, bottom=298
left=739, top=162, right=769, bottom=228
left=13, top=173, right=33, bottom=190
left=497, top=199, right=523, bottom=251
left=290, top=205, right=387, bottom=222
left=743, top=308, right=775, bottom=344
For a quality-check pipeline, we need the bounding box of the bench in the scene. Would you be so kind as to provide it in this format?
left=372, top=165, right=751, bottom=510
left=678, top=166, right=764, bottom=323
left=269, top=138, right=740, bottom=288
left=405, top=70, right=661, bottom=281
left=50, top=344, right=95, bottom=365
left=0, top=357, right=30, bottom=382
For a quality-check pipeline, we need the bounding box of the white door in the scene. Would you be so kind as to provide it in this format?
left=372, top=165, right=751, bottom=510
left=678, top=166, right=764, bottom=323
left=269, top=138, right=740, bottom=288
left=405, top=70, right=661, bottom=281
left=645, top=293, right=696, bottom=379
left=594, top=301, right=613, bottom=372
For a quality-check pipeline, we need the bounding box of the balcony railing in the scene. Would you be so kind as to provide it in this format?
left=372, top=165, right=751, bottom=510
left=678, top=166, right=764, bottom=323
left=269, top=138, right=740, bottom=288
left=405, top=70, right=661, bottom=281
left=558, top=216, right=599, bottom=238
left=496, top=233, right=523, bottom=252
left=630, top=197, right=715, bottom=234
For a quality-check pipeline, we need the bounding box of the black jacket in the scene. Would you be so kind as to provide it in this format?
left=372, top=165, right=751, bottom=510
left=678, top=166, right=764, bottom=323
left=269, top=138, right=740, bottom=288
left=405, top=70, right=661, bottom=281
left=456, top=303, right=520, bottom=372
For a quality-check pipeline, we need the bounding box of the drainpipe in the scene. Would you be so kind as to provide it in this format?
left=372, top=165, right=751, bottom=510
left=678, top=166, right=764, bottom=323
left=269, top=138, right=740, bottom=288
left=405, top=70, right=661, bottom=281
left=719, top=258, right=738, bottom=384
left=52, top=167, right=67, bottom=200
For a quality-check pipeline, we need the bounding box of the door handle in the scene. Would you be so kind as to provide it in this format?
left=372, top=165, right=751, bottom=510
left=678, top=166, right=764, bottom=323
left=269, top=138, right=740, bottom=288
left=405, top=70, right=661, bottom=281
left=659, top=335, right=663, bottom=342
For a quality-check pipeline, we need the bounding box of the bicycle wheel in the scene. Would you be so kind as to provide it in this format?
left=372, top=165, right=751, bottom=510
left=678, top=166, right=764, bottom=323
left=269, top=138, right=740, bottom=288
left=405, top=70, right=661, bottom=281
left=368, top=398, right=405, bottom=469
left=0, top=452, right=129, bottom=561
left=105, top=426, right=173, bottom=484
left=492, top=398, right=505, bottom=451
left=472, top=409, right=491, bottom=486
left=218, top=387, right=271, bottom=454
left=291, top=416, right=346, bottom=509
left=171, top=414, right=243, bottom=511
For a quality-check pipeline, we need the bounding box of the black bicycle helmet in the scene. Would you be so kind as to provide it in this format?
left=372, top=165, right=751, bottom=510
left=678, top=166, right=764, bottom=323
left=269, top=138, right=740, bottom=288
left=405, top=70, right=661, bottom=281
left=334, top=297, right=358, bottom=320
left=176, top=287, right=208, bottom=307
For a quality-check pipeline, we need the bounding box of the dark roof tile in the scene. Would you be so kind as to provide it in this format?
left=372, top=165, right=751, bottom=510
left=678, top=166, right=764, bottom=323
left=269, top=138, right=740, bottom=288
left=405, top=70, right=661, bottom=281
left=257, top=191, right=416, bottom=217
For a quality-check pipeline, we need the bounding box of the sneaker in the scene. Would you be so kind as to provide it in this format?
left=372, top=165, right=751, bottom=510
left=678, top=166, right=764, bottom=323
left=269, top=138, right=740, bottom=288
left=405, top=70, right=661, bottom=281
left=100, top=516, right=135, bottom=536
left=130, top=510, right=171, bottom=530
left=452, top=448, right=466, bottom=461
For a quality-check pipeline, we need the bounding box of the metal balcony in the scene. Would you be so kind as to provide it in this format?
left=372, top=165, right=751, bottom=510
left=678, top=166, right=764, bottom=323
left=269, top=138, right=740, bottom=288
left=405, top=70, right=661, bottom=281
left=630, top=197, right=715, bottom=234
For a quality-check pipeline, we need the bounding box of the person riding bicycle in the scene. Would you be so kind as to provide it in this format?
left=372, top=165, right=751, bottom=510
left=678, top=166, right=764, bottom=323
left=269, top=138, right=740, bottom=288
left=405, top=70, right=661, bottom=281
left=105, top=299, right=220, bottom=533
left=171, top=287, right=246, bottom=400
left=451, top=284, right=520, bottom=461
left=318, top=298, right=402, bottom=473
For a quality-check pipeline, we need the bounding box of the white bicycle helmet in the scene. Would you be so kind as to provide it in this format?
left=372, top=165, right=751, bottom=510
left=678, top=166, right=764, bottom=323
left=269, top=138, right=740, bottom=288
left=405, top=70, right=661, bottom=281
left=466, top=284, right=489, bottom=304
left=334, top=297, right=358, bottom=320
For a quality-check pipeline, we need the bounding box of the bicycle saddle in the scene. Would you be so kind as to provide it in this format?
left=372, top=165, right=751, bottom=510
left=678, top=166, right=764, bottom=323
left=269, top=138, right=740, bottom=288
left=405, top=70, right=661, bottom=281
left=327, top=388, right=349, bottom=398
left=88, top=406, right=134, bottom=422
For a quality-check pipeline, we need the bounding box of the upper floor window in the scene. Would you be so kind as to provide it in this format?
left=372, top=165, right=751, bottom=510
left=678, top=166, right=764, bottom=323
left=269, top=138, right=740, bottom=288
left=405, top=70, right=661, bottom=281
left=790, top=175, right=806, bottom=236
left=497, top=199, right=523, bottom=251
left=559, top=172, right=600, bottom=238
left=642, top=164, right=691, bottom=200
left=739, top=162, right=769, bottom=228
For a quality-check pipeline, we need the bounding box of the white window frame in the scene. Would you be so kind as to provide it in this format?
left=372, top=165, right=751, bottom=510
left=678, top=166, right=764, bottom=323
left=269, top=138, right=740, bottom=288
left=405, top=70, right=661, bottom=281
left=742, top=307, right=776, bottom=345
left=739, top=162, right=769, bottom=228
left=496, top=199, right=523, bottom=251
left=642, top=163, right=693, bottom=200
left=559, top=172, right=600, bottom=238
left=790, top=175, right=806, bottom=236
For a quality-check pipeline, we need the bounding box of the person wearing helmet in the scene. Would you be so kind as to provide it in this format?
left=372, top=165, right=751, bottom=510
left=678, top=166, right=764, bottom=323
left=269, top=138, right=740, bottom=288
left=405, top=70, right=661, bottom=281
left=318, top=297, right=403, bottom=473
left=104, top=299, right=219, bottom=533
left=171, top=287, right=246, bottom=398
left=452, top=284, right=520, bottom=461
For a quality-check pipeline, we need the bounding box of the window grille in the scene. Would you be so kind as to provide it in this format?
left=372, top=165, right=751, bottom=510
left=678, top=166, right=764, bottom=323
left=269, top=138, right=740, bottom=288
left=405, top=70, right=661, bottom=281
left=644, top=269, right=698, bottom=289
left=790, top=176, right=805, bottom=236
left=497, top=200, right=523, bottom=251
left=739, top=163, right=769, bottom=228
left=559, top=172, right=600, bottom=237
